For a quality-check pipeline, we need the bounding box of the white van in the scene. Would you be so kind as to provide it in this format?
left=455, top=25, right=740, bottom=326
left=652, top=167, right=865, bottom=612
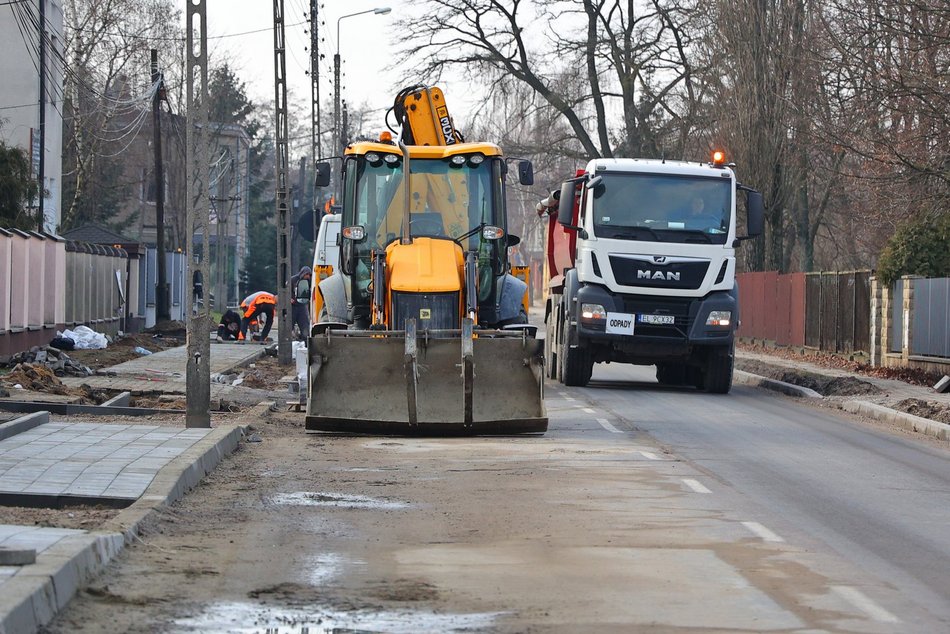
left=310, top=213, right=341, bottom=324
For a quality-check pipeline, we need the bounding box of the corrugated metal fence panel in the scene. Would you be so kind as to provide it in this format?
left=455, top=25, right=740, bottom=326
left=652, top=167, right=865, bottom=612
left=775, top=274, right=791, bottom=345
left=789, top=273, right=806, bottom=346
left=890, top=279, right=904, bottom=353
left=912, top=277, right=950, bottom=357
left=805, top=274, right=821, bottom=348
left=736, top=271, right=808, bottom=345
left=736, top=272, right=755, bottom=338
left=820, top=273, right=838, bottom=351
left=837, top=274, right=855, bottom=353
left=853, top=272, right=871, bottom=353
left=759, top=271, right=779, bottom=341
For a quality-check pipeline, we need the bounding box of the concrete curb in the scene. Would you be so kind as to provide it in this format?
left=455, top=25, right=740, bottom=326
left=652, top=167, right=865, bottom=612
left=0, top=423, right=245, bottom=634
left=0, top=412, right=49, bottom=441
left=100, top=392, right=131, bottom=407
left=842, top=401, right=950, bottom=441
left=733, top=370, right=823, bottom=399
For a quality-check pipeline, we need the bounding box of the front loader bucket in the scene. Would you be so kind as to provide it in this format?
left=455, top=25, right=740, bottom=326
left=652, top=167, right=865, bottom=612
left=306, top=320, right=547, bottom=435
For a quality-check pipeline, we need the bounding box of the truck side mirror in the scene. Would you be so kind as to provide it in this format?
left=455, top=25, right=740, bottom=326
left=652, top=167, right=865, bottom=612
left=518, top=160, right=534, bottom=186
left=557, top=181, right=575, bottom=226
left=746, top=190, right=764, bottom=237
left=314, top=162, right=331, bottom=188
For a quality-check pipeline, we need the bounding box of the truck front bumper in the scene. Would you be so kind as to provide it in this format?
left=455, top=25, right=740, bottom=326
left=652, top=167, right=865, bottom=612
left=573, top=284, right=737, bottom=361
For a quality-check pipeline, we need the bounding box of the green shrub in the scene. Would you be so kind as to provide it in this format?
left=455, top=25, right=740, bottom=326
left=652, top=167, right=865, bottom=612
left=877, top=213, right=950, bottom=286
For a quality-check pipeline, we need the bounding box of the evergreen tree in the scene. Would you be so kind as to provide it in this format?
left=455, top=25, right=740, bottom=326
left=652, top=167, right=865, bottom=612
left=0, top=140, right=40, bottom=230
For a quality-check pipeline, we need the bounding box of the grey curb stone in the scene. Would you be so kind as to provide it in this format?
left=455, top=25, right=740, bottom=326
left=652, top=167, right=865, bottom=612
left=0, top=423, right=245, bottom=634
left=100, top=391, right=131, bottom=407
left=842, top=400, right=950, bottom=441
left=0, top=412, right=49, bottom=441
left=733, top=370, right=823, bottom=399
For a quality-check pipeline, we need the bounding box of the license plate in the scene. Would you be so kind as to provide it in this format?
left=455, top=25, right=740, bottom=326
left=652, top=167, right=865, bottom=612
left=638, top=314, right=675, bottom=325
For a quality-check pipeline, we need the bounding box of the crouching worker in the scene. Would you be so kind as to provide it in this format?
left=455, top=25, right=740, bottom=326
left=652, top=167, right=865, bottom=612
left=240, top=291, right=277, bottom=343
left=216, top=309, right=244, bottom=342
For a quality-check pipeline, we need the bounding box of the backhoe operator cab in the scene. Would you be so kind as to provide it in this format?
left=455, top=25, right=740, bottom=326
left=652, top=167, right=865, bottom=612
left=314, top=141, right=533, bottom=330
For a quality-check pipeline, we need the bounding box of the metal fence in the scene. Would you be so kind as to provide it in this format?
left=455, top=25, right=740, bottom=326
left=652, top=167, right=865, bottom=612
left=737, top=270, right=871, bottom=355
left=64, top=242, right=129, bottom=336
left=910, top=277, right=950, bottom=357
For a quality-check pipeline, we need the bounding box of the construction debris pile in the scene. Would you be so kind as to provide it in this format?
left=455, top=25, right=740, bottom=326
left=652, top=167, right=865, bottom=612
left=0, top=345, right=95, bottom=378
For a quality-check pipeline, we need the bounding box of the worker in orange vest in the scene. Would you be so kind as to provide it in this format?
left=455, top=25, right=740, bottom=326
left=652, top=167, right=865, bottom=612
left=240, top=291, right=277, bottom=343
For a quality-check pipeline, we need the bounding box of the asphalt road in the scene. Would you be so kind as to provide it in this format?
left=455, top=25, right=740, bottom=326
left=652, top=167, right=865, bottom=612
left=573, top=362, right=950, bottom=629
left=43, top=363, right=950, bottom=633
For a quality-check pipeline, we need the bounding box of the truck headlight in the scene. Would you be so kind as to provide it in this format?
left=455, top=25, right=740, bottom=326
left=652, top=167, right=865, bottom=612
left=706, top=310, right=732, bottom=327
left=581, top=303, right=607, bottom=320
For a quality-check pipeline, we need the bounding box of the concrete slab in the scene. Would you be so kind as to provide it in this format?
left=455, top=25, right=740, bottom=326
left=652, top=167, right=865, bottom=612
left=0, top=423, right=245, bottom=634
left=0, top=423, right=212, bottom=501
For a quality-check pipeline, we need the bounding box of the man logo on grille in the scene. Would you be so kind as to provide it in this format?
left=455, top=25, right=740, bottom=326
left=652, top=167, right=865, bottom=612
left=420, top=308, right=432, bottom=319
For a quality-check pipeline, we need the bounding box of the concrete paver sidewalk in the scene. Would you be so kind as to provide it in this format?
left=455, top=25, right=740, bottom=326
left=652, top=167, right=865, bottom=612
left=0, top=422, right=211, bottom=500
left=59, top=342, right=266, bottom=397
left=0, top=339, right=272, bottom=633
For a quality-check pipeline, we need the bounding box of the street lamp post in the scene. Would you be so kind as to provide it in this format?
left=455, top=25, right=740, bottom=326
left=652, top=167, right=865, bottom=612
left=333, top=6, right=391, bottom=193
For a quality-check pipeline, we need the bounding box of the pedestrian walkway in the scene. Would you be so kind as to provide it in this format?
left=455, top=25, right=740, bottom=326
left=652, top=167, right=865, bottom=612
left=0, top=422, right=210, bottom=501
left=58, top=342, right=265, bottom=398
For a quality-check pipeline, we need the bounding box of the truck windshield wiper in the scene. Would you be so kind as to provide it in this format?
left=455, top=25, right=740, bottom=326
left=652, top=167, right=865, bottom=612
left=623, top=225, right=663, bottom=241
left=677, top=229, right=713, bottom=244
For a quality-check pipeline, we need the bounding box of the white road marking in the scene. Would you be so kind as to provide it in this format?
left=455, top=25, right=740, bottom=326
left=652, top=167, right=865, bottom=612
left=595, top=418, right=622, bottom=433
left=582, top=407, right=596, bottom=414
left=831, top=586, right=899, bottom=623
left=640, top=451, right=661, bottom=461
left=741, top=521, right=785, bottom=543
left=682, top=478, right=711, bottom=494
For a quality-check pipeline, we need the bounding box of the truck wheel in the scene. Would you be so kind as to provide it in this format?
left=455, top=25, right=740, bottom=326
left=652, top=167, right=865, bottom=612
left=656, top=363, right=686, bottom=386
left=701, top=344, right=734, bottom=394
left=562, top=326, right=593, bottom=387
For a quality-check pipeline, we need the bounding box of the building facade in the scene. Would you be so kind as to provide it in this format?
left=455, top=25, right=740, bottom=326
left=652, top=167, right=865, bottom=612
left=0, top=0, right=64, bottom=232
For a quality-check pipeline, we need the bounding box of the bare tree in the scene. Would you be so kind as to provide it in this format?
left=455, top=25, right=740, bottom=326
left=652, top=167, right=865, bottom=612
left=394, top=0, right=699, bottom=159
left=61, top=0, right=180, bottom=229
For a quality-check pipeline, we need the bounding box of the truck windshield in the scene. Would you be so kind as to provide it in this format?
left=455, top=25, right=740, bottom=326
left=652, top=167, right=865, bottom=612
left=591, top=172, right=732, bottom=245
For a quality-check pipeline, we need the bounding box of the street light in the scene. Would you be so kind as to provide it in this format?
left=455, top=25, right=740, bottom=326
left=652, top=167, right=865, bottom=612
left=333, top=7, right=392, bottom=163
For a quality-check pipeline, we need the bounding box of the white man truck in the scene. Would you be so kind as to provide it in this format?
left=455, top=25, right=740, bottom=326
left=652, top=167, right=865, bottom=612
left=541, top=152, right=764, bottom=391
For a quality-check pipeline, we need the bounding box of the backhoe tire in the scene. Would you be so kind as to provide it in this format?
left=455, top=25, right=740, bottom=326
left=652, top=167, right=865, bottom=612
left=655, top=363, right=687, bottom=386
left=561, top=326, right=593, bottom=387
left=700, top=344, right=734, bottom=394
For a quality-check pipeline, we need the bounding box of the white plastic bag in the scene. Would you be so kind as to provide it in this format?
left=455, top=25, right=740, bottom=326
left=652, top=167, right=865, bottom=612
left=59, top=325, right=109, bottom=350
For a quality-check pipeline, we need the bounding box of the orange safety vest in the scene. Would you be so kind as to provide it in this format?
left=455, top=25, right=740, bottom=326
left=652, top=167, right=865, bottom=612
left=240, top=291, right=276, bottom=318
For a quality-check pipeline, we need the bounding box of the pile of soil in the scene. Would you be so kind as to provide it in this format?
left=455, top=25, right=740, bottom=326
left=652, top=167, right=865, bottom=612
left=739, top=341, right=944, bottom=387
left=0, top=363, right=70, bottom=395
left=894, top=398, right=950, bottom=425
left=736, top=359, right=881, bottom=396
left=239, top=357, right=286, bottom=391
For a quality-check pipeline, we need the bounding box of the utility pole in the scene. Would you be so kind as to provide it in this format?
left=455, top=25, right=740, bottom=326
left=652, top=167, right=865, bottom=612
left=37, top=0, right=46, bottom=230
left=332, top=49, right=340, bottom=196
left=186, top=0, right=211, bottom=428
left=274, top=0, right=292, bottom=365
left=309, top=0, right=321, bottom=162
left=309, top=0, right=321, bottom=243
left=152, top=49, right=170, bottom=323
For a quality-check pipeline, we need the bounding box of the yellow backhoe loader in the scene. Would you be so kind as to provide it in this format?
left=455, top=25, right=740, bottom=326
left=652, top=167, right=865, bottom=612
left=307, top=86, right=546, bottom=434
